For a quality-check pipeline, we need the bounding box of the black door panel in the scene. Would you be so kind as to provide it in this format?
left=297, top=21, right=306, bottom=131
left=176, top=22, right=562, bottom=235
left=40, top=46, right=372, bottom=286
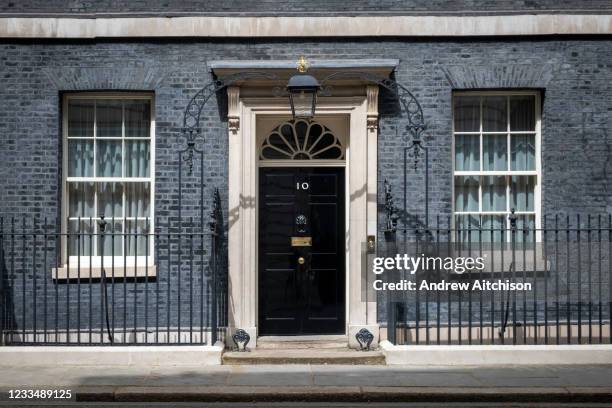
left=259, top=167, right=345, bottom=335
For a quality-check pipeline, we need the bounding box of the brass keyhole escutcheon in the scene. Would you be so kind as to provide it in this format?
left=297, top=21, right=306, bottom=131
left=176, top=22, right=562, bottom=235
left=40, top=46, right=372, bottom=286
left=298, top=256, right=305, bottom=265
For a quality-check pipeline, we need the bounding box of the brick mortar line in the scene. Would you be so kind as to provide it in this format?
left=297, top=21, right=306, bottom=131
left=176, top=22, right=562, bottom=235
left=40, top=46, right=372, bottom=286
left=0, top=10, right=611, bottom=18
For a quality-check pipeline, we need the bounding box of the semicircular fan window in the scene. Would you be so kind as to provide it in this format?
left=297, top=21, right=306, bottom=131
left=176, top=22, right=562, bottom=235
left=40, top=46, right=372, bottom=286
left=260, top=119, right=344, bottom=160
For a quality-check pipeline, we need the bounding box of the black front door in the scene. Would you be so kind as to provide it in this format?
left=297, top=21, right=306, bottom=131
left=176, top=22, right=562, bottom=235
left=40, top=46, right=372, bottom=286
left=259, top=167, right=345, bottom=335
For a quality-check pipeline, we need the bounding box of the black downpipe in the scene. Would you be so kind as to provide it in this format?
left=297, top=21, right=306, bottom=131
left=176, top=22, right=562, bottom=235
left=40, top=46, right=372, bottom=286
left=499, top=211, right=518, bottom=340
left=499, top=262, right=514, bottom=339
left=98, top=216, right=114, bottom=344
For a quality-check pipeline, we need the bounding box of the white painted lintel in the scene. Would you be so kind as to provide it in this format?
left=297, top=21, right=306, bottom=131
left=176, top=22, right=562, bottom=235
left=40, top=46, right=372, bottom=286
left=0, top=14, right=610, bottom=38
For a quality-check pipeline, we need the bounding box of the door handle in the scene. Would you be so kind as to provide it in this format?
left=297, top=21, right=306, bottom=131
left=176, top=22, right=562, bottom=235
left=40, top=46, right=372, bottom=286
left=298, top=256, right=305, bottom=265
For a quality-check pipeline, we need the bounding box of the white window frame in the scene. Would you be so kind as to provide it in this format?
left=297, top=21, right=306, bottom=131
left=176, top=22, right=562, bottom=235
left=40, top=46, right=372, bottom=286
left=451, top=90, right=542, bottom=242
left=57, top=93, right=156, bottom=277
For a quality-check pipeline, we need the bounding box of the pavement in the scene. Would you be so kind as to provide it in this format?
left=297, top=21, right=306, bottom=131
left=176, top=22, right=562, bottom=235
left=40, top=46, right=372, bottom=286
left=0, top=364, right=611, bottom=404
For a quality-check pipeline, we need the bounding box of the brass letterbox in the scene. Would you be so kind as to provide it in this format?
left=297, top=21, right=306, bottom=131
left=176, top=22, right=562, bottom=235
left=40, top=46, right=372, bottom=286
left=291, top=236, right=312, bottom=247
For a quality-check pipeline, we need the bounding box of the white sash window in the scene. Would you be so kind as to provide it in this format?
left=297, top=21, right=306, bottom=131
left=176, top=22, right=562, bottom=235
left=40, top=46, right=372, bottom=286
left=59, top=94, right=155, bottom=276
left=453, top=91, right=541, bottom=242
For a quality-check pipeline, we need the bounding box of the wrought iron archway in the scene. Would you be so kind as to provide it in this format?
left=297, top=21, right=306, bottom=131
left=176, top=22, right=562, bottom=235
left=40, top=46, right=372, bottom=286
left=180, top=70, right=430, bottom=235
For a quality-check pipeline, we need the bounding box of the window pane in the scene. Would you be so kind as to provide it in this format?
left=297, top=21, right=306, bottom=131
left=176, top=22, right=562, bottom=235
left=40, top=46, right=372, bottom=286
left=482, top=176, right=506, bottom=211
left=98, top=182, right=123, bottom=218
left=98, top=220, right=123, bottom=257
left=125, top=183, right=150, bottom=218
left=126, top=219, right=150, bottom=256
left=68, top=100, right=94, bottom=138
left=96, top=140, right=122, bottom=177
left=125, top=100, right=150, bottom=138
left=511, top=176, right=535, bottom=212
left=96, top=100, right=122, bottom=138
left=125, top=141, right=150, bottom=177
left=313, top=146, right=342, bottom=159
left=455, top=215, right=481, bottom=243
left=68, top=182, right=95, bottom=218
left=481, top=215, right=505, bottom=242
left=515, top=215, right=535, bottom=243
left=261, top=130, right=294, bottom=159
left=295, top=120, right=308, bottom=149
left=68, top=219, right=93, bottom=256
left=454, top=176, right=479, bottom=212
left=510, top=95, right=535, bottom=131
left=511, top=134, right=535, bottom=171
left=482, top=96, right=507, bottom=132
left=68, top=140, right=93, bottom=177
left=483, top=135, right=508, bottom=171
left=306, top=123, right=323, bottom=149
left=454, top=134, right=479, bottom=171
left=454, top=96, right=480, bottom=132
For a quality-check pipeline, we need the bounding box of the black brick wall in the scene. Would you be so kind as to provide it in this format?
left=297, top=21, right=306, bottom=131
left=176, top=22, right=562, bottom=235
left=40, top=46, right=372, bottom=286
left=0, top=38, right=611, bottom=333
left=0, top=0, right=610, bottom=14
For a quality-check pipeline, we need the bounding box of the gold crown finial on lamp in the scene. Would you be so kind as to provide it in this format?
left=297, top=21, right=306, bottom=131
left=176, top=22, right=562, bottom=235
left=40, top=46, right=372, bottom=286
left=287, top=56, right=320, bottom=120
left=296, top=55, right=309, bottom=73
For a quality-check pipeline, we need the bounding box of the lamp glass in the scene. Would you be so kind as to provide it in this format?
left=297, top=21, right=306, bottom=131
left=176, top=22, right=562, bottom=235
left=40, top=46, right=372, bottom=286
left=289, top=89, right=317, bottom=119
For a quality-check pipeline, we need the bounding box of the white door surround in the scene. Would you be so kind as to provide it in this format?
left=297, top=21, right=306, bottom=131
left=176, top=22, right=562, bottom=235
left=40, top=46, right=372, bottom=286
left=226, top=85, right=380, bottom=349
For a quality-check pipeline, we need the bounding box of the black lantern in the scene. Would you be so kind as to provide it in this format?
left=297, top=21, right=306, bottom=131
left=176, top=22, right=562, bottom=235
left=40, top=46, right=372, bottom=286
left=287, top=56, right=320, bottom=120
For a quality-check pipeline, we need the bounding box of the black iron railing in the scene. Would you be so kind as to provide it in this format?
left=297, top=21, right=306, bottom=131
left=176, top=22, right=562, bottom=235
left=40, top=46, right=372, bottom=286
left=3, top=209, right=610, bottom=347
left=384, top=214, right=612, bottom=345
left=0, top=214, right=227, bottom=346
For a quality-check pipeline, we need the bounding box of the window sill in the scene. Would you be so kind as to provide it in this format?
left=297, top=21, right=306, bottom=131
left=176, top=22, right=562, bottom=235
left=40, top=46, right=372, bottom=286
left=52, top=265, right=157, bottom=280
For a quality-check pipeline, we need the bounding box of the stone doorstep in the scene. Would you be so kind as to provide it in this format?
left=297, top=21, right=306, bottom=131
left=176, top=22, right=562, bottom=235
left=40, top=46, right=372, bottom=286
left=256, top=341, right=349, bottom=349
left=72, top=385, right=612, bottom=403
left=222, top=348, right=386, bottom=365
left=256, top=338, right=349, bottom=350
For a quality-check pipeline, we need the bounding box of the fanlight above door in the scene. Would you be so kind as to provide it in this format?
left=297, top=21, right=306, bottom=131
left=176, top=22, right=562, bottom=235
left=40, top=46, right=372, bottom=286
left=259, top=119, right=344, bottom=161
